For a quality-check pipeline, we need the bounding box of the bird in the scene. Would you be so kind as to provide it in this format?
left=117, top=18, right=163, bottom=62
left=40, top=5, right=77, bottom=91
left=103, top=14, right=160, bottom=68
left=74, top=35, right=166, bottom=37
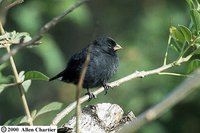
left=49, top=37, right=122, bottom=100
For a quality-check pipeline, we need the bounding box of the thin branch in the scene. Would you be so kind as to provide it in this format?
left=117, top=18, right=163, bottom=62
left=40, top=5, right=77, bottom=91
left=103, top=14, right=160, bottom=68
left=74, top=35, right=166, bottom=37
left=0, top=21, right=33, bottom=126
left=51, top=56, right=191, bottom=126
left=163, top=35, right=171, bottom=65
left=117, top=68, right=200, bottom=133
left=0, top=82, right=21, bottom=89
left=158, top=72, right=190, bottom=77
left=5, top=0, right=24, bottom=10
left=0, top=0, right=91, bottom=64
left=6, top=46, right=33, bottom=126
left=75, top=46, right=91, bottom=133
left=0, top=21, right=5, bottom=34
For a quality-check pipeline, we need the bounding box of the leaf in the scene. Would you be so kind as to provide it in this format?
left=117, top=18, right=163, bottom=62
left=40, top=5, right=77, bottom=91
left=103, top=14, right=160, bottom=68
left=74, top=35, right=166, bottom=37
left=188, top=59, right=200, bottom=73
left=170, top=26, right=185, bottom=44
left=170, top=43, right=181, bottom=53
left=19, top=71, right=25, bottom=82
left=35, top=102, right=63, bottom=118
left=191, top=9, right=200, bottom=33
left=4, top=110, right=38, bottom=125
left=12, top=32, right=32, bottom=44
left=24, top=71, right=49, bottom=81
left=4, top=116, right=25, bottom=125
left=22, top=80, right=32, bottom=92
left=0, top=84, right=7, bottom=94
left=31, top=110, right=37, bottom=120
left=195, top=36, right=200, bottom=44
left=186, top=0, right=195, bottom=10
left=0, top=83, right=17, bottom=94
left=178, top=25, right=192, bottom=43
left=193, top=36, right=200, bottom=54
left=0, top=31, right=32, bottom=46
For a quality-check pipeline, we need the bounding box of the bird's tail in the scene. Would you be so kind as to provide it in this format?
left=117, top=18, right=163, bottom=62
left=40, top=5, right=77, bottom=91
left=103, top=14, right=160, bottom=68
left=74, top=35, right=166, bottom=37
left=49, top=71, right=65, bottom=81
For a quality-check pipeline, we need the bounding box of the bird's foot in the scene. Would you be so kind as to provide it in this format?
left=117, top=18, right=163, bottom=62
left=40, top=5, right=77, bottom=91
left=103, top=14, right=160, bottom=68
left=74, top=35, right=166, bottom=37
left=85, top=90, right=96, bottom=101
left=103, top=84, right=112, bottom=95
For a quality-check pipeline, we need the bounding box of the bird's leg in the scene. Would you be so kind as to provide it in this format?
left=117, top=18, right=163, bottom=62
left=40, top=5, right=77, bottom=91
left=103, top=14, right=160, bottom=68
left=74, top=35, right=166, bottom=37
left=103, top=83, right=112, bottom=95
left=85, top=88, right=96, bottom=101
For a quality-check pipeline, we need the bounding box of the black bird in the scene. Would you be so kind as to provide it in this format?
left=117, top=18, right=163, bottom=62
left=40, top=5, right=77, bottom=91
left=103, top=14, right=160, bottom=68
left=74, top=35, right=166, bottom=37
left=49, top=37, right=122, bottom=100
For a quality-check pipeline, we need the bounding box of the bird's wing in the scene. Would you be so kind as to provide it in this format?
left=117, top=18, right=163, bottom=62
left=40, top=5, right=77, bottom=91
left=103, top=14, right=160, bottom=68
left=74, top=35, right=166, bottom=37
left=67, top=47, right=87, bottom=70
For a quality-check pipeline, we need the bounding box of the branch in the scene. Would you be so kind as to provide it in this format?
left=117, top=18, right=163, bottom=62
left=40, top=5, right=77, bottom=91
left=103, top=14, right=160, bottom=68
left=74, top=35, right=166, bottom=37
left=50, top=57, right=190, bottom=126
left=5, top=0, right=24, bottom=11
left=75, top=46, right=91, bottom=133
left=117, top=68, right=200, bottom=133
left=0, top=0, right=90, bottom=64
left=0, top=21, right=33, bottom=125
left=5, top=46, right=33, bottom=126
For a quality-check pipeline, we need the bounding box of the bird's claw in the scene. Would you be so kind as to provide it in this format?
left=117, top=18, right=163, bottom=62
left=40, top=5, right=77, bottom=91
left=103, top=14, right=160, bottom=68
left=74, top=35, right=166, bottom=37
left=85, top=91, right=96, bottom=101
left=103, top=84, right=112, bottom=95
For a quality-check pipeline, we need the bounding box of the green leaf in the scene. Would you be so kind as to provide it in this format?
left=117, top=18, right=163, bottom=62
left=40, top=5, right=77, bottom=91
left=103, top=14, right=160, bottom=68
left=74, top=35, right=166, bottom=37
left=22, top=80, right=32, bottom=92
left=188, top=59, right=200, bottom=73
left=19, top=71, right=25, bottom=81
left=31, top=110, right=37, bottom=120
left=170, top=26, right=185, bottom=44
left=35, top=102, right=63, bottom=118
left=186, top=0, right=195, bottom=10
left=191, top=9, right=200, bottom=33
left=194, top=36, right=200, bottom=50
left=0, top=84, right=7, bottom=94
left=0, top=83, right=17, bottom=94
left=170, top=43, right=181, bottom=53
left=24, top=71, right=49, bottom=81
left=195, top=36, right=200, bottom=43
left=4, top=110, right=38, bottom=125
left=178, top=25, right=192, bottom=43
left=4, top=116, right=25, bottom=125
left=12, top=32, right=32, bottom=44
left=0, top=31, right=32, bottom=46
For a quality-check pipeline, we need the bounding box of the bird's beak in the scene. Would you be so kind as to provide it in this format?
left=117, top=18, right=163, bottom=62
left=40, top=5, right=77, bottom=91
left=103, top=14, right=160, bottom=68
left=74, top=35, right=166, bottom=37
left=113, top=44, right=122, bottom=51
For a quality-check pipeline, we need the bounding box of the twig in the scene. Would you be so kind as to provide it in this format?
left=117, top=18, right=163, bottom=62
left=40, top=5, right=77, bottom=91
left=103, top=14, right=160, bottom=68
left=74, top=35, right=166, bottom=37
left=51, top=56, right=191, bottom=126
left=117, top=68, right=200, bottom=133
left=163, top=35, right=171, bottom=65
left=6, top=46, right=32, bottom=125
left=0, top=0, right=90, bottom=64
left=0, top=20, right=4, bottom=34
left=0, top=21, right=33, bottom=126
left=0, top=82, right=22, bottom=88
left=75, top=46, right=91, bottom=133
left=158, top=72, right=190, bottom=77
left=6, top=46, right=33, bottom=126
left=5, top=0, right=24, bottom=10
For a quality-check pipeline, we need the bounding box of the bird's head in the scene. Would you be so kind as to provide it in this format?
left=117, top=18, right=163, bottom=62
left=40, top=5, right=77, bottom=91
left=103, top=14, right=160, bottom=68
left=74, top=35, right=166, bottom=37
left=93, top=37, right=122, bottom=54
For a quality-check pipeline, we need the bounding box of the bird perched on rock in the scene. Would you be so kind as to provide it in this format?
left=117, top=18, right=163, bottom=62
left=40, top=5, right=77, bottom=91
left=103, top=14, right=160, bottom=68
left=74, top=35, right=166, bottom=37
left=49, top=37, right=122, bottom=100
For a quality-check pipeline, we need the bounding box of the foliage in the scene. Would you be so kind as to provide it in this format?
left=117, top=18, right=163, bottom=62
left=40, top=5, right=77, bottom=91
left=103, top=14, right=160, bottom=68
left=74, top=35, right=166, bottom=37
left=168, top=0, right=200, bottom=73
left=0, top=0, right=200, bottom=132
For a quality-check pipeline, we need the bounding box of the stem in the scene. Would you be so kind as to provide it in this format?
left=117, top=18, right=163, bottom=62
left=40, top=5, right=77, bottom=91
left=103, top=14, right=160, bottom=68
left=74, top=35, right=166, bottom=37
left=117, top=68, right=200, bottom=133
left=5, top=0, right=24, bottom=10
left=0, top=0, right=91, bottom=64
left=159, top=72, right=189, bottom=77
left=6, top=46, right=33, bottom=126
left=75, top=46, right=91, bottom=133
left=163, top=35, right=171, bottom=65
left=0, top=21, right=33, bottom=125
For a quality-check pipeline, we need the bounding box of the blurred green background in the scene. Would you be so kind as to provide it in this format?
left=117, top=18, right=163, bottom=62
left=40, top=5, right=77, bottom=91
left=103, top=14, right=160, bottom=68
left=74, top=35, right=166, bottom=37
left=0, top=0, right=200, bottom=132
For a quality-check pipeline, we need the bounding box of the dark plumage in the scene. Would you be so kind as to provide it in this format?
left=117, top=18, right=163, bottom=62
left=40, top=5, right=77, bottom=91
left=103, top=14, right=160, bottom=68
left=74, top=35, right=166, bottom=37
left=49, top=37, right=122, bottom=100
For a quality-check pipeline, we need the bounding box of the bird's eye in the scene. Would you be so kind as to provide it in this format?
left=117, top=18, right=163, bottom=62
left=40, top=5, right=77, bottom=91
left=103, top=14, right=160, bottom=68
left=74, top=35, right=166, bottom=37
left=107, top=38, right=116, bottom=48
left=108, top=39, right=115, bottom=45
